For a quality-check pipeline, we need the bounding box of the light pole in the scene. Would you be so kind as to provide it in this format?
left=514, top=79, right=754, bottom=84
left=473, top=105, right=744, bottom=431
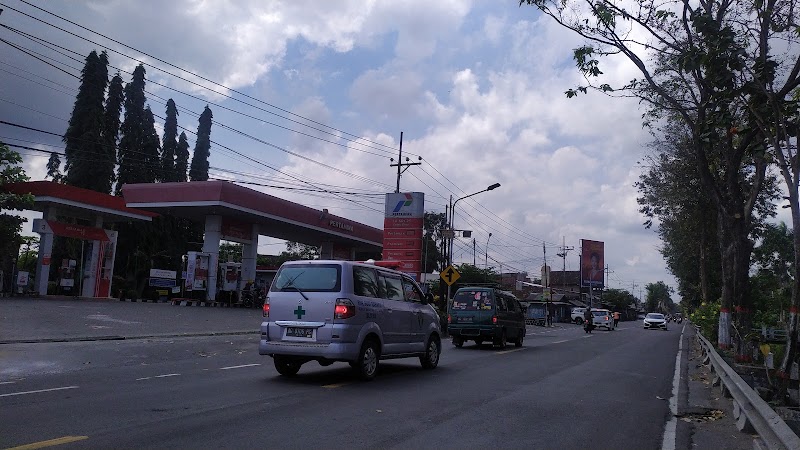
left=485, top=233, right=492, bottom=270
left=447, top=183, right=501, bottom=299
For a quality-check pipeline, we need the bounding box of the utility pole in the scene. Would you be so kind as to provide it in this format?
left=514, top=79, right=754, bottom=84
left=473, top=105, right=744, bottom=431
left=473, top=238, right=476, bottom=266
left=556, top=236, right=574, bottom=293
left=389, top=131, right=421, bottom=193
left=543, top=242, right=552, bottom=326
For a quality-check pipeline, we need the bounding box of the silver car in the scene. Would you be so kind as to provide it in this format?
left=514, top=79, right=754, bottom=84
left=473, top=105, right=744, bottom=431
left=259, top=260, right=442, bottom=380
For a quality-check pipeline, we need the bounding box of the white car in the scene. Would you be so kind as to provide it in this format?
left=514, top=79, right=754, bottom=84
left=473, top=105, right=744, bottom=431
left=591, top=309, right=614, bottom=330
left=571, top=307, right=588, bottom=324
left=643, top=313, right=668, bottom=330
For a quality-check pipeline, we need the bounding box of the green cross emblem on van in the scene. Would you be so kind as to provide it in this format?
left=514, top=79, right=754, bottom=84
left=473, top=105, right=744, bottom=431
left=294, top=305, right=306, bottom=319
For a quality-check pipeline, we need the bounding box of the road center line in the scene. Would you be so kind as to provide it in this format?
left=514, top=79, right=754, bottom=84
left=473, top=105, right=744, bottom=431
left=552, top=339, right=569, bottom=344
left=220, top=363, right=261, bottom=370
left=322, top=382, right=350, bottom=388
left=0, top=386, right=78, bottom=398
left=136, top=373, right=180, bottom=381
left=1, top=381, right=17, bottom=385
left=496, top=348, right=525, bottom=355
left=6, top=435, right=89, bottom=450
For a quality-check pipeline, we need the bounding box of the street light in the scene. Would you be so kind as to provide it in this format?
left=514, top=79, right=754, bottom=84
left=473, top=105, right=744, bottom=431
left=446, top=183, right=501, bottom=298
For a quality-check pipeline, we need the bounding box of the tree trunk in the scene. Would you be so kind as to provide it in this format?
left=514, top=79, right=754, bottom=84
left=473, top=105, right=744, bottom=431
left=779, top=200, right=800, bottom=383
left=699, top=234, right=709, bottom=304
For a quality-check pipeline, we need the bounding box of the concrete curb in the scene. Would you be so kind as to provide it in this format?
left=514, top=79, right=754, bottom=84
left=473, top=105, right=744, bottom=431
left=170, top=299, right=253, bottom=308
left=0, top=330, right=258, bottom=345
left=119, top=298, right=171, bottom=303
left=696, top=328, right=800, bottom=449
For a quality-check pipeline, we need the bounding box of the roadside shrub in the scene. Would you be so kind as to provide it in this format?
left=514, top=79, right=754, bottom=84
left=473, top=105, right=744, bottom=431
left=125, top=289, right=138, bottom=301
left=690, top=301, right=720, bottom=343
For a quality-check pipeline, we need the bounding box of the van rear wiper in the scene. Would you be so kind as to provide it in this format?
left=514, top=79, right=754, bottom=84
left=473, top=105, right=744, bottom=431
left=281, top=272, right=309, bottom=300
left=283, top=283, right=308, bottom=301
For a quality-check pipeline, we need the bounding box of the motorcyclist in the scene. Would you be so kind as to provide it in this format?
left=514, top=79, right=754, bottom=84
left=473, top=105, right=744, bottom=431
left=583, top=307, right=594, bottom=334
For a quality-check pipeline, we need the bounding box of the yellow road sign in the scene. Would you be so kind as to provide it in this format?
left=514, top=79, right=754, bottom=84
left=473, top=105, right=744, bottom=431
left=440, top=265, right=461, bottom=286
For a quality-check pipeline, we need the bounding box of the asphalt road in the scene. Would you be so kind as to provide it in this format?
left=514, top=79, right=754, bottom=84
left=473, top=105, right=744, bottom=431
left=0, top=318, right=683, bottom=450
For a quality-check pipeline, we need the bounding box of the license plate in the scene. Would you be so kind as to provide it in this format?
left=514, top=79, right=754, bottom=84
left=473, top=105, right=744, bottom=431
left=286, top=327, right=313, bottom=338
left=457, top=317, right=473, bottom=322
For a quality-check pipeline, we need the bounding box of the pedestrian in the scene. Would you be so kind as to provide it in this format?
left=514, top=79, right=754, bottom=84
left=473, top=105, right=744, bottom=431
left=613, top=311, right=620, bottom=328
left=583, top=307, right=594, bottom=334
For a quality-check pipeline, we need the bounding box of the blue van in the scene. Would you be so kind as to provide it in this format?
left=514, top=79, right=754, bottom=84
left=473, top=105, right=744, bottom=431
left=447, top=287, right=525, bottom=348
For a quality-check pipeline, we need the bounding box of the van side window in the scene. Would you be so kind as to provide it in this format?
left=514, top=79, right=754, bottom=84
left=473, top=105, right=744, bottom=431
left=506, top=298, right=518, bottom=312
left=380, top=274, right=404, bottom=301
left=353, top=266, right=380, bottom=298
left=496, top=296, right=507, bottom=311
left=402, top=277, right=423, bottom=303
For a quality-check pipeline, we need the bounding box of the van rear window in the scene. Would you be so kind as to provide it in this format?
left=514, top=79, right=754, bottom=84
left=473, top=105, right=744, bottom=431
left=271, top=264, right=341, bottom=292
left=451, top=290, right=493, bottom=311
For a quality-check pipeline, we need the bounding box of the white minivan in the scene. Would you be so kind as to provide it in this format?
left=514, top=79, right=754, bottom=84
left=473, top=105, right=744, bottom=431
left=259, top=260, right=442, bottom=380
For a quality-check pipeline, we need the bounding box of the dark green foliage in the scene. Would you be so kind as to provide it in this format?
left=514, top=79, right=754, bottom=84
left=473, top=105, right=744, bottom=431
left=46, top=152, right=63, bottom=183
left=115, top=64, right=149, bottom=194
left=161, top=99, right=179, bottom=182
left=175, top=132, right=190, bottom=183
left=0, top=144, right=34, bottom=280
left=63, top=50, right=110, bottom=192
left=644, top=281, right=675, bottom=313
left=189, top=106, right=213, bottom=182
left=423, top=212, right=447, bottom=273
left=99, top=73, right=124, bottom=192
left=142, top=107, right=161, bottom=183
left=603, top=288, right=637, bottom=312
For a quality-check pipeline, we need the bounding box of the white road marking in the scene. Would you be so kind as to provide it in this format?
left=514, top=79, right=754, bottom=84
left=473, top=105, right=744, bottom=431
left=0, top=381, right=17, bottom=385
left=662, top=323, right=685, bottom=450
left=0, top=385, right=78, bottom=398
left=219, top=363, right=261, bottom=370
left=136, top=373, right=180, bottom=381
left=496, top=348, right=525, bottom=355
left=552, top=339, right=569, bottom=344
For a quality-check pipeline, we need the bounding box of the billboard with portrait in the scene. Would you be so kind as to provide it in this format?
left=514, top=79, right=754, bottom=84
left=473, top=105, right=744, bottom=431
left=581, top=239, right=604, bottom=287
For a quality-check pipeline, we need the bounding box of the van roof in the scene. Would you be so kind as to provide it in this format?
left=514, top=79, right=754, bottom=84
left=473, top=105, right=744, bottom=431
left=279, top=259, right=411, bottom=276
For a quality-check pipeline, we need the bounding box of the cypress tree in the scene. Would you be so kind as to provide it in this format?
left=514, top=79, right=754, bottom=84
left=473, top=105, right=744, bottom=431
left=99, top=73, right=124, bottom=193
left=188, top=105, right=212, bottom=182
left=115, top=64, right=148, bottom=194
left=175, top=132, right=189, bottom=182
left=63, top=50, right=109, bottom=191
left=161, top=99, right=179, bottom=182
left=142, top=106, right=161, bottom=183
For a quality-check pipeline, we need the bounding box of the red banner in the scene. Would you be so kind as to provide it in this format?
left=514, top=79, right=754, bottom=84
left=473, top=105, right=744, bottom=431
left=383, top=249, right=422, bottom=261
left=47, top=221, right=109, bottom=241
left=221, top=219, right=253, bottom=242
left=384, top=228, right=421, bottom=238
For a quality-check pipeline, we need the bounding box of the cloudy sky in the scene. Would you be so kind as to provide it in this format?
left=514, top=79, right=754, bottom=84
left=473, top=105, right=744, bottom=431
left=6, top=0, right=776, bottom=299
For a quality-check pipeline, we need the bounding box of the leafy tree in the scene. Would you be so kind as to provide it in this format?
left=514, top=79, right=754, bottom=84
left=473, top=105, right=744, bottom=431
left=175, top=132, right=190, bottom=183
left=644, top=281, right=674, bottom=314
left=63, top=50, right=110, bottom=191
left=219, top=242, right=243, bottom=264
left=189, top=106, right=212, bottom=182
left=520, top=0, right=794, bottom=355
left=603, top=288, right=636, bottom=312
left=46, top=152, right=63, bottom=183
left=16, top=236, right=39, bottom=275
left=161, top=99, right=179, bottom=182
left=0, top=144, right=34, bottom=287
left=423, top=211, right=446, bottom=273
left=99, top=73, right=124, bottom=192
left=115, top=64, right=149, bottom=194
left=284, top=242, right=319, bottom=260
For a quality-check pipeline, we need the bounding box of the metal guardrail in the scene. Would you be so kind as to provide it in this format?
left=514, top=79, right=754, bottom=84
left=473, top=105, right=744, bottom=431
left=695, top=330, right=800, bottom=450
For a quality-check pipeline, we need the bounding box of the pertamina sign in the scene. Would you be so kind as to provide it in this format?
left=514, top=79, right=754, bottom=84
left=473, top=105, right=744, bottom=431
left=383, top=192, right=424, bottom=280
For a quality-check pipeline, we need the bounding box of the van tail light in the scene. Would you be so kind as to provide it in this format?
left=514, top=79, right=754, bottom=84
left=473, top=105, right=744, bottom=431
left=262, top=298, right=270, bottom=318
left=334, top=298, right=356, bottom=319
left=492, top=316, right=498, bottom=324
left=447, top=314, right=451, bottom=324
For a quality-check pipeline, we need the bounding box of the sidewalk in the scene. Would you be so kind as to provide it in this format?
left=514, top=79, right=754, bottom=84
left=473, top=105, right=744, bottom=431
left=0, top=296, right=262, bottom=344
left=678, top=325, right=760, bottom=450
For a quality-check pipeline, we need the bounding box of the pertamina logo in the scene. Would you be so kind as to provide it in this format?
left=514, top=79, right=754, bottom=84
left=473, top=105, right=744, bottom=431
left=392, top=193, right=413, bottom=216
